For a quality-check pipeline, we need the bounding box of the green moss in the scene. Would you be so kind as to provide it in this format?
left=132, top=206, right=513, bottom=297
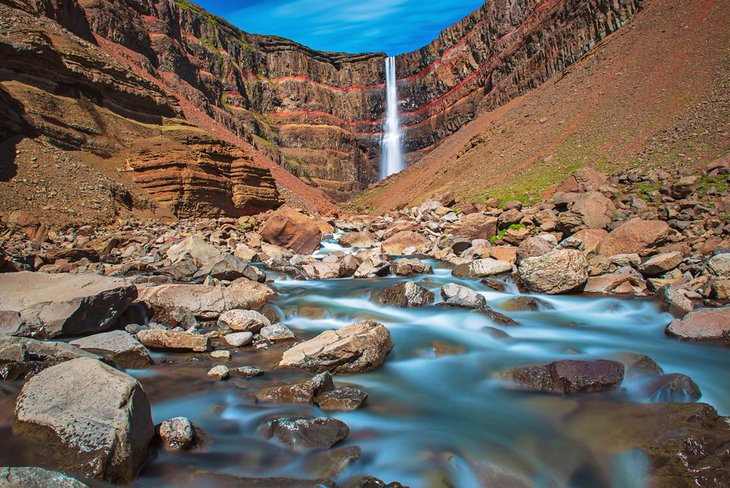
left=489, top=223, right=525, bottom=244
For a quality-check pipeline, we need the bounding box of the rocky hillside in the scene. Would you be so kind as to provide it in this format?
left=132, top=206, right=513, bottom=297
left=0, top=0, right=338, bottom=226
left=5, top=0, right=645, bottom=202
left=354, top=0, right=729, bottom=212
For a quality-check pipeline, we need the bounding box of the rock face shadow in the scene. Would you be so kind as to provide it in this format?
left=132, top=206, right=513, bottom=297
left=0, top=86, right=36, bottom=182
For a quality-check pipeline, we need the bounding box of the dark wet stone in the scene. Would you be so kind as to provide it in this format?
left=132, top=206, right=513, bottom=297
left=481, top=278, right=508, bottom=292
left=344, top=477, right=406, bottom=488
left=614, top=352, right=664, bottom=380
left=565, top=401, right=730, bottom=486
left=501, top=359, right=625, bottom=394
left=306, top=445, right=362, bottom=478
left=376, top=282, right=434, bottom=308
left=645, top=373, right=702, bottom=402
left=315, top=387, right=368, bottom=411
left=157, top=417, right=209, bottom=451
left=0, top=335, right=104, bottom=380
left=498, top=296, right=554, bottom=312
left=482, top=327, right=511, bottom=339
left=170, top=472, right=337, bottom=488
left=256, top=383, right=315, bottom=405
left=261, top=417, right=349, bottom=451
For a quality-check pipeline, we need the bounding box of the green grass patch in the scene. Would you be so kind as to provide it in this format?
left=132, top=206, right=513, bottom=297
left=490, top=223, right=525, bottom=244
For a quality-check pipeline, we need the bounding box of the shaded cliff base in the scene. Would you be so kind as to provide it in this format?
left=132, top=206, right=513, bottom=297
left=351, top=0, right=729, bottom=213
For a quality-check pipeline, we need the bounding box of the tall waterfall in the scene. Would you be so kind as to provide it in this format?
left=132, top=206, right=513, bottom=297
left=380, top=56, right=403, bottom=179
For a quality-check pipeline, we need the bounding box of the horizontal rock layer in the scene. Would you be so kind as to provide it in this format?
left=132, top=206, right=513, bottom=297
left=31, top=0, right=642, bottom=199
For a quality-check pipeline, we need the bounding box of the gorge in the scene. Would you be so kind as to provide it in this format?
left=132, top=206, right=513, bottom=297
left=0, top=0, right=729, bottom=487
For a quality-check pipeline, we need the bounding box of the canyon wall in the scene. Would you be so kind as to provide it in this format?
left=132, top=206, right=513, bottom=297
left=42, top=0, right=641, bottom=200
left=3, top=0, right=644, bottom=209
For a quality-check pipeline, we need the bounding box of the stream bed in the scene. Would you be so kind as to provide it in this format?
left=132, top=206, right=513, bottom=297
left=1, top=236, right=728, bottom=488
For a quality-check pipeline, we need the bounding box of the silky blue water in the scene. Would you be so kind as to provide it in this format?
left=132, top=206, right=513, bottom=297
left=54, top=235, right=730, bottom=487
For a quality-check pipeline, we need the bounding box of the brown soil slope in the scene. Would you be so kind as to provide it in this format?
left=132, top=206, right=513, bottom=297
left=352, top=0, right=729, bottom=212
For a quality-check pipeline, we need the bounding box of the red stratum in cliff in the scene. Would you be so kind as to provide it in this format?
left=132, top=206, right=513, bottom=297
left=354, top=0, right=729, bottom=212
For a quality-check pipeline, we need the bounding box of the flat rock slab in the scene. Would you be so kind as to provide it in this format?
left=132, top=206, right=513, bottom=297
left=14, top=358, right=154, bottom=483
left=70, top=330, right=152, bottom=369
left=137, top=329, right=209, bottom=352
left=666, top=308, right=730, bottom=344
left=137, top=279, right=275, bottom=320
left=501, top=359, right=625, bottom=394
left=0, top=271, right=136, bottom=339
left=452, top=258, right=512, bottom=278
left=279, top=321, right=392, bottom=374
left=0, top=467, right=89, bottom=487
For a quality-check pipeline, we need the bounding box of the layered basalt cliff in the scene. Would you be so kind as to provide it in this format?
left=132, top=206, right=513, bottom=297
left=0, top=0, right=282, bottom=223
left=34, top=0, right=641, bottom=200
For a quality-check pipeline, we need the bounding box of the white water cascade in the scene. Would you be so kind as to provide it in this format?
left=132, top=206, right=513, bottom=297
left=380, top=56, right=404, bottom=179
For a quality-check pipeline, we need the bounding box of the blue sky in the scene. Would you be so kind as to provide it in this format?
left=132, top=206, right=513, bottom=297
left=193, top=0, right=485, bottom=55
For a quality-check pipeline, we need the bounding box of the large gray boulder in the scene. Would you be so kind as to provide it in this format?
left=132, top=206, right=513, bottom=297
left=137, top=279, right=275, bottom=320
left=279, top=321, right=392, bottom=374
left=517, top=249, right=588, bottom=294
left=0, top=335, right=102, bottom=380
left=452, top=258, right=512, bottom=278
left=0, top=467, right=89, bottom=487
left=0, top=272, right=136, bottom=339
left=14, top=358, right=154, bottom=483
left=70, top=331, right=151, bottom=369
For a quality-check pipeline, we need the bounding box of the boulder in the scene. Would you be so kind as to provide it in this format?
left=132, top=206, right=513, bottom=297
left=0, top=272, right=136, bottom=339
left=381, top=231, right=427, bottom=255
left=598, top=219, right=671, bottom=257
left=315, top=387, right=368, bottom=411
left=259, top=207, right=322, bottom=255
left=706, top=253, right=730, bottom=278
left=0, top=467, right=89, bottom=488
left=666, top=308, right=730, bottom=343
left=279, top=321, right=392, bottom=374
left=555, top=167, right=608, bottom=193
left=261, top=417, right=349, bottom=451
left=195, top=254, right=265, bottom=283
left=452, top=258, right=512, bottom=278
left=157, top=417, right=205, bottom=451
left=516, top=236, right=554, bottom=262
left=391, top=258, right=432, bottom=276
left=501, top=359, right=624, bottom=394
left=339, top=232, right=376, bottom=248
left=136, top=329, right=209, bottom=352
left=224, top=331, right=253, bottom=347
left=207, top=365, right=229, bottom=380
left=639, top=252, right=683, bottom=277
left=644, top=373, right=702, bottom=403
left=449, top=214, right=498, bottom=240
left=614, top=352, right=664, bottom=380
left=14, top=358, right=153, bottom=483
left=70, top=331, right=151, bottom=369
left=0, top=335, right=103, bottom=380
left=138, top=280, right=275, bottom=320
left=260, top=323, right=296, bottom=342
left=517, top=250, right=589, bottom=294
left=440, top=283, right=486, bottom=308
left=497, top=296, right=554, bottom=312
left=256, top=383, right=315, bottom=405
left=570, top=192, right=615, bottom=230
left=376, top=282, right=434, bottom=308
left=584, top=274, right=647, bottom=296
left=166, top=235, right=221, bottom=265
left=218, top=309, right=271, bottom=333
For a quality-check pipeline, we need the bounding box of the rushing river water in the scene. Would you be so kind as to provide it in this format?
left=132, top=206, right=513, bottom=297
left=1, top=235, right=728, bottom=487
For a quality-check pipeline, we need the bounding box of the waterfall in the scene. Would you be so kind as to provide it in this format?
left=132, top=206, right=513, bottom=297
left=380, top=56, right=403, bottom=179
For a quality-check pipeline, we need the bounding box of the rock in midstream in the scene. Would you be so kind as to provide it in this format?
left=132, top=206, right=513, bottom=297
left=279, top=321, right=393, bottom=374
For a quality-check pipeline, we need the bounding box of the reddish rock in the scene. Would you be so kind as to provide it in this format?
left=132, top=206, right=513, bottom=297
left=599, top=219, right=671, bottom=257
left=666, top=308, right=730, bottom=344
left=584, top=273, right=647, bottom=295
left=449, top=214, right=498, bottom=240
left=381, top=231, right=427, bottom=255
left=501, top=359, right=624, bottom=394
left=260, top=207, right=323, bottom=255
left=555, top=168, right=609, bottom=193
